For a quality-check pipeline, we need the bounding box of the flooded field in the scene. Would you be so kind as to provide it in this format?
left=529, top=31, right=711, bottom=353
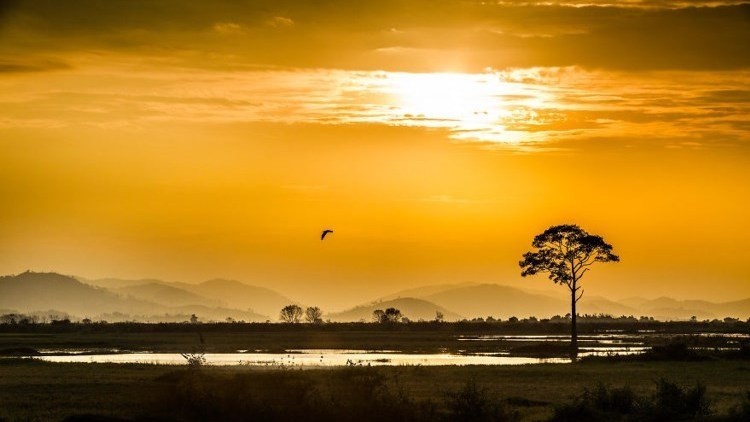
left=4, top=326, right=747, bottom=367
left=32, top=349, right=571, bottom=366
left=26, top=333, right=665, bottom=366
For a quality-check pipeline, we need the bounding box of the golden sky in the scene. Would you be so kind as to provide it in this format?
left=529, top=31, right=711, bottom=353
left=1, top=0, right=749, bottom=309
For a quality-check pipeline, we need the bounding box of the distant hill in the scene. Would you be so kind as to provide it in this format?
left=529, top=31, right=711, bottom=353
left=421, top=284, right=566, bottom=319
left=719, top=298, right=750, bottom=319
left=86, top=277, right=294, bottom=319
left=579, top=296, right=639, bottom=317
left=79, top=277, right=178, bottom=289
left=116, top=283, right=223, bottom=308
left=130, top=304, right=267, bottom=323
left=175, top=279, right=294, bottom=318
left=327, top=297, right=462, bottom=322
left=0, top=272, right=267, bottom=322
left=1, top=272, right=164, bottom=318
left=629, top=297, right=750, bottom=320
left=378, top=282, right=480, bottom=301
left=378, top=283, right=750, bottom=321
left=5, top=272, right=750, bottom=322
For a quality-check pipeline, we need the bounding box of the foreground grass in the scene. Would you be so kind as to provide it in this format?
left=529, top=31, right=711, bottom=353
left=1, top=359, right=749, bottom=421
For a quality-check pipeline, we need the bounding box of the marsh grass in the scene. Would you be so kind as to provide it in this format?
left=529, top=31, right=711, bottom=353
left=2, top=360, right=750, bottom=421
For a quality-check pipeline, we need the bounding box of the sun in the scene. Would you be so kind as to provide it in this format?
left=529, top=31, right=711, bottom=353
left=389, top=72, right=501, bottom=124
left=381, top=71, right=544, bottom=144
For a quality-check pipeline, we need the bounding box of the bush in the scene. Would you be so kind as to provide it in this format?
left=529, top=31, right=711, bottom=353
left=725, top=391, right=750, bottom=421
left=444, top=380, right=518, bottom=422
left=550, top=383, right=639, bottom=422
left=647, top=379, right=710, bottom=420
left=550, top=379, right=710, bottom=422
left=154, top=367, right=437, bottom=422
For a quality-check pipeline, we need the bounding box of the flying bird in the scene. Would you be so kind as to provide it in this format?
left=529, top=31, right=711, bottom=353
left=321, top=229, right=334, bottom=240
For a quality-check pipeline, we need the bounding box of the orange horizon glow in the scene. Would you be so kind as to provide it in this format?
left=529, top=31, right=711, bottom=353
left=1, top=0, right=749, bottom=311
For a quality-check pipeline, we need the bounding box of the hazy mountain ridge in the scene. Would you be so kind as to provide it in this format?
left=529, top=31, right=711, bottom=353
left=115, top=283, right=224, bottom=308
left=84, top=276, right=294, bottom=319
left=421, top=284, right=566, bottom=319
left=365, top=284, right=750, bottom=321
left=378, top=282, right=481, bottom=301
left=327, top=297, right=461, bottom=322
left=3, top=272, right=749, bottom=322
left=176, top=279, right=294, bottom=318
left=1, top=272, right=267, bottom=322
left=1, top=272, right=162, bottom=318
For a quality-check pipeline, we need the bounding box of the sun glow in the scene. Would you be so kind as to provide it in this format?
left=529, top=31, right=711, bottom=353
left=383, top=72, right=550, bottom=144
left=391, top=73, right=506, bottom=123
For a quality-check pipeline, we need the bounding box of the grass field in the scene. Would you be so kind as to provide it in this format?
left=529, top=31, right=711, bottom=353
left=1, top=359, right=749, bottom=421
left=1, top=323, right=749, bottom=421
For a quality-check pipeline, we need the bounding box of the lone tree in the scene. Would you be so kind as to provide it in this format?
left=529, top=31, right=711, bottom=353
left=373, top=307, right=402, bottom=323
left=279, top=304, right=303, bottom=323
left=304, top=306, right=323, bottom=323
left=519, top=224, right=619, bottom=355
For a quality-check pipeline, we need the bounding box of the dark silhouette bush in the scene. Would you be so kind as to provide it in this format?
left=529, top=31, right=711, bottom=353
left=647, top=379, right=710, bottom=420
left=550, top=379, right=710, bottom=422
left=725, top=391, right=750, bottom=421
left=444, top=380, right=518, bottom=422
left=550, top=383, right=639, bottom=422
left=154, top=368, right=437, bottom=422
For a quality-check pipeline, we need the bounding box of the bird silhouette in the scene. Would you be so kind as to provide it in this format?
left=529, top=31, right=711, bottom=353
left=321, top=229, right=334, bottom=240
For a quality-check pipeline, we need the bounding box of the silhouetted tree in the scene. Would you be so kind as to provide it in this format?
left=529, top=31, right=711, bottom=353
left=435, top=311, right=444, bottom=323
left=372, top=307, right=403, bottom=323
left=386, top=307, right=402, bottom=322
left=373, top=309, right=386, bottom=323
left=304, top=306, right=323, bottom=323
left=519, top=224, right=618, bottom=356
left=279, top=304, right=303, bottom=323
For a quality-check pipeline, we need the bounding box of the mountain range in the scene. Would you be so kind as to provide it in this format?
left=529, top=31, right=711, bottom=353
left=1, top=271, right=748, bottom=322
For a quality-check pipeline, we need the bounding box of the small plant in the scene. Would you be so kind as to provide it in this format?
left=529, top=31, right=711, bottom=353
left=181, top=351, right=206, bottom=368
left=181, top=332, right=206, bottom=368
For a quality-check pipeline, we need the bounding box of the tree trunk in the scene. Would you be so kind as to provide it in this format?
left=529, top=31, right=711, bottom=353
left=570, top=287, right=578, bottom=360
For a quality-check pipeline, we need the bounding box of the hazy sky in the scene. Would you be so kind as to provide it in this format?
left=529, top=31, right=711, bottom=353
left=1, top=0, right=749, bottom=310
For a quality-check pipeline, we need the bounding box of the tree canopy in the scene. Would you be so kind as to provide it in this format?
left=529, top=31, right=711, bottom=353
left=279, top=304, right=303, bottom=323
left=520, top=224, right=619, bottom=292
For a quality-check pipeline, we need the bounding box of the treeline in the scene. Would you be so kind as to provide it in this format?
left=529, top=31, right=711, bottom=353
left=1, top=318, right=748, bottom=335
left=3, top=307, right=748, bottom=326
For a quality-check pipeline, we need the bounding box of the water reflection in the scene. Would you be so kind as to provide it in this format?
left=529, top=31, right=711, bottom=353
left=32, top=350, right=569, bottom=367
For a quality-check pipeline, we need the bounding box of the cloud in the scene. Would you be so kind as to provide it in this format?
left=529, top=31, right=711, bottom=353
left=266, top=16, right=294, bottom=28
left=1, top=1, right=748, bottom=71
left=0, top=59, right=70, bottom=73
left=213, top=22, right=244, bottom=34
left=2, top=64, right=747, bottom=151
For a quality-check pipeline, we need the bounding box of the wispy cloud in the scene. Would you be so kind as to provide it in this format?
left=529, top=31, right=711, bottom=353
left=1, top=1, right=748, bottom=71
left=0, top=58, right=71, bottom=73
left=1, top=63, right=747, bottom=151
